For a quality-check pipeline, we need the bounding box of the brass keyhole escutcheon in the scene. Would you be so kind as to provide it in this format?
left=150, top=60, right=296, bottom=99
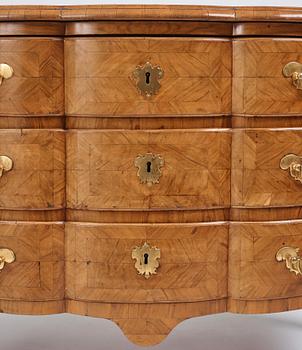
left=132, top=242, right=160, bottom=279
left=0, top=156, right=13, bottom=178
left=135, top=153, right=164, bottom=186
left=133, top=62, right=164, bottom=97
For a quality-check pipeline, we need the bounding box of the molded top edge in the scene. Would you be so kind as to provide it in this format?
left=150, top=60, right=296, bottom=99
left=1, top=5, right=302, bottom=22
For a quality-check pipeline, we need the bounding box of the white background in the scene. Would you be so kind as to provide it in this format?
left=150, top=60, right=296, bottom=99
left=0, top=1, right=302, bottom=349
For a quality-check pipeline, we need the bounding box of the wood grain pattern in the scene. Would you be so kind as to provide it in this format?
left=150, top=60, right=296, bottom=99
left=0, top=129, right=65, bottom=210
left=67, top=299, right=227, bottom=346
left=2, top=5, right=302, bottom=345
left=234, top=22, right=302, bottom=37
left=0, top=221, right=64, bottom=301
left=229, top=296, right=302, bottom=314
left=66, top=116, right=231, bottom=130
left=231, top=207, right=302, bottom=222
left=0, top=209, right=64, bottom=222
left=232, top=128, right=302, bottom=208
left=233, top=116, right=302, bottom=128
left=0, top=22, right=65, bottom=36
left=65, top=21, right=233, bottom=36
left=66, top=129, right=231, bottom=210
left=65, top=222, right=228, bottom=303
left=0, top=300, right=65, bottom=315
left=3, top=6, right=302, bottom=23
left=65, top=38, right=231, bottom=116
left=66, top=208, right=229, bottom=223
left=229, top=221, right=302, bottom=303
left=0, top=38, right=63, bottom=116
left=0, top=116, right=64, bottom=129
left=233, top=39, right=302, bottom=116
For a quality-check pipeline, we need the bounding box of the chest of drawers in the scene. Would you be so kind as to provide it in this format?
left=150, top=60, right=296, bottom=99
left=1, top=5, right=302, bottom=346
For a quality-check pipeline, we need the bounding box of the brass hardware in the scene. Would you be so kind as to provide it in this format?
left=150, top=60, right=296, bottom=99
left=133, top=62, right=164, bottom=97
left=0, top=64, right=14, bottom=85
left=280, top=153, right=302, bottom=183
left=134, top=153, right=164, bottom=186
left=0, top=248, right=15, bottom=271
left=0, top=156, right=13, bottom=178
left=132, top=242, right=160, bottom=279
left=276, top=246, right=302, bottom=276
left=283, top=62, right=302, bottom=90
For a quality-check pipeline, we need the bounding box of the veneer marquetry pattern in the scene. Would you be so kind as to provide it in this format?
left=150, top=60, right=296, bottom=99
left=65, top=38, right=231, bottom=116
left=229, top=221, right=302, bottom=310
left=0, top=129, right=65, bottom=210
left=66, top=130, right=231, bottom=210
left=2, top=4, right=302, bottom=346
left=65, top=222, right=228, bottom=303
left=0, top=38, right=63, bottom=116
left=232, top=129, right=302, bottom=208
left=233, top=39, right=302, bottom=116
left=0, top=222, right=64, bottom=301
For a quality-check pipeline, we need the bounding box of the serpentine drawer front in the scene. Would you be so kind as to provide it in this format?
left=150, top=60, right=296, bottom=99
left=65, top=38, right=231, bottom=116
left=0, top=130, right=65, bottom=211
left=3, top=4, right=302, bottom=346
left=66, top=130, right=231, bottom=210
left=0, top=39, right=63, bottom=116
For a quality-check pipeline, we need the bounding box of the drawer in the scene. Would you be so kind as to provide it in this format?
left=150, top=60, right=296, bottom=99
left=229, top=221, right=302, bottom=305
left=65, top=222, right=228, bottom=303
left=0, top=129, right=65, bottom=210
left=0, top=38, right=63, bottom=116
left=233, top=38, right=302, bottom=116
left=0, top=222, right=64, bottom=301
left=66, top=129, right=231, bottom=210
left=65, top=37, right=231, bottom=116
left=232, top=128, right=302, bottom=208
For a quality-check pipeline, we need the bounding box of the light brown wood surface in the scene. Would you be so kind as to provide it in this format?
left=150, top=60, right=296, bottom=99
left=233, top=39, right=302, bottom=116
left=3, top=5, right=302, bottom=23
left=66, top=129, right=231, bottom=210
left=65, top=222, right=228, bottom=303
left=0, top=129, right=65, bottom=210
left=1, top=5, right=302, bottom=346
left=65, top=38, right=231, bottom=116
left=0, top=38, right=63, bottom=116
left=0, top=221, right=64, bottom=301
left=232, top=128, right=302, bottom=208
left=229, top=220, right=302, bottom=312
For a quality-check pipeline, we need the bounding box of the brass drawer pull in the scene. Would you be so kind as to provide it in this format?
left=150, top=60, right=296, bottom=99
left=283, top=62, right=302, bottom=90
left=0, top=64, right=14, bottom=86
left=276, top=246, right=302, bottom=276
left=280, top=153, right=302, bottom=183
left=132, top=242, right=160, bottom=279
left=0, top=156, right=13, bottom=178
left=135, top=153, right=164, bottom=186
left=0, top=248, right=15, bottom=271
left=133, top=62, right=164, bottom=97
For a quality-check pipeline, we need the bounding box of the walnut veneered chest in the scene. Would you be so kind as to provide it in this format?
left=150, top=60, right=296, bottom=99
left=1, top=5, right=302, bottom=346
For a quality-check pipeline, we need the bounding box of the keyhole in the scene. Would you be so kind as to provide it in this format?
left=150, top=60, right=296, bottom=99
left=145, top=72, right=151, bottom=84
left=146, top=161, right=152, bottom=173
left=144, top=253, right=149, bottom=265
